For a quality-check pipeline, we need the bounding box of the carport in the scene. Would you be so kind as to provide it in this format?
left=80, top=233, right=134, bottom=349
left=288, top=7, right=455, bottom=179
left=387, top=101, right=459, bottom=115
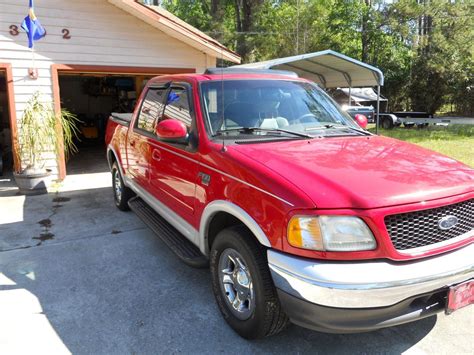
left=234, top=50, right=385, bottom=132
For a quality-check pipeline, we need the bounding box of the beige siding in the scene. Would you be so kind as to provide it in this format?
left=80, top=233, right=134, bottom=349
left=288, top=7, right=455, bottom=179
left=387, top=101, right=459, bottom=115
left=0, top=0, right=210, bottom=174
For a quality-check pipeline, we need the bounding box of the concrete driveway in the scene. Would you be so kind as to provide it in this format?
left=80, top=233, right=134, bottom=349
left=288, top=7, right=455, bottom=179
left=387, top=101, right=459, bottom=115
left=0, top=169, right=472, bottom=354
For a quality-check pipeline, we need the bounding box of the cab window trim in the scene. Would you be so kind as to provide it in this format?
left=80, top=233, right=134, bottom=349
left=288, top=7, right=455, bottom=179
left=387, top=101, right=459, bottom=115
left=133, top=84, right=170, bottom=136
left=150, top=81, right=198, bottom=152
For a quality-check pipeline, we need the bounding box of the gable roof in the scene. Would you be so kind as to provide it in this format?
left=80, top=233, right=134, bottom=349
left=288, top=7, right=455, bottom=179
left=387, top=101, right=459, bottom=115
left=108, top=0, right=241, bottom=64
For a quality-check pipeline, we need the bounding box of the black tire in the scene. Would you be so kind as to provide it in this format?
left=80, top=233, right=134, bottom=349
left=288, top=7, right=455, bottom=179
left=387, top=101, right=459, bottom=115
left=381, top=117, right=393, bottom=129
left=210, top=225, right=289, bottom=339
left=111, top=162, right=134, bottom=211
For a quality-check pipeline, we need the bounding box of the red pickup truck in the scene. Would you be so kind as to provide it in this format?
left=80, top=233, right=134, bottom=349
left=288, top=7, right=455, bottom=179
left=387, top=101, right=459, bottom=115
left=105, top=69, right=473, bottom=339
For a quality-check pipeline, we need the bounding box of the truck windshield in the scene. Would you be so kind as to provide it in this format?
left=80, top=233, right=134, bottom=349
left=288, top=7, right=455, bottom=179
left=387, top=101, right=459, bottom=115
left=200, top=79, right=361, bottom=138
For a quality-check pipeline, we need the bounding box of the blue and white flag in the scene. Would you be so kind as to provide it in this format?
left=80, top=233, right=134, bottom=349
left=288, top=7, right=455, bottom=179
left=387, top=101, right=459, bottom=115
left=21, top=0, right=46, bottom=48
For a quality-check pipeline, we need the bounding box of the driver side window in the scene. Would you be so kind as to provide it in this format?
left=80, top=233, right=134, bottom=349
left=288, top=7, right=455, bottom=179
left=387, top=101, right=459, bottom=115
left=162, top=88, right=192, bottom=130
left=136, top=87, right=166, bottom=133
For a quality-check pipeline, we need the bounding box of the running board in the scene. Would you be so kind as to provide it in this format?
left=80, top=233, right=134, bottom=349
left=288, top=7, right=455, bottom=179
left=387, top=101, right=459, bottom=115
left=128, top=197, right=208, bottom=268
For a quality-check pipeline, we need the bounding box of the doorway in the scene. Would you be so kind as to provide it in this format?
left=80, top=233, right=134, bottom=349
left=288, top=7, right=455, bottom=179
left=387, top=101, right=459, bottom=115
left=0, top=69, right=13, bottom=176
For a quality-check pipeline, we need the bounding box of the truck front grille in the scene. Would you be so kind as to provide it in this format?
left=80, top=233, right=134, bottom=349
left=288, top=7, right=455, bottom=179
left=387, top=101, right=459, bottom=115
left=385, top=199, right=474, bottom=251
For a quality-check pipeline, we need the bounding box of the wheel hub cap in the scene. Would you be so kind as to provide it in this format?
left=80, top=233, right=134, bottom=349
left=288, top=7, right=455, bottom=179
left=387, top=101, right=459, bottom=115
left=218, top=248, right=254, bottom=320
left=236, top=269, right=249, bottom=286
left=114, top=170, right=122, bottom=202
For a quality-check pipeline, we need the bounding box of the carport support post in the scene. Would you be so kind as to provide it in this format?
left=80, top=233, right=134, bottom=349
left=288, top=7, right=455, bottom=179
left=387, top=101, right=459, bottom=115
left=376, top=85, right=380, bottom=134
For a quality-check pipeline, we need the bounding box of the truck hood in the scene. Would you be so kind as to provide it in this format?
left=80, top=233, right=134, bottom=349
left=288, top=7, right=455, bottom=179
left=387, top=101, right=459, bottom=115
left=230, top=136, right=474, bottom=209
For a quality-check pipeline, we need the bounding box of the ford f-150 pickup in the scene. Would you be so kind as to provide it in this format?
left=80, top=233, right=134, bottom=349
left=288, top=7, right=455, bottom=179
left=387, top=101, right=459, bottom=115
left=105, top=68, right=473, bottom=339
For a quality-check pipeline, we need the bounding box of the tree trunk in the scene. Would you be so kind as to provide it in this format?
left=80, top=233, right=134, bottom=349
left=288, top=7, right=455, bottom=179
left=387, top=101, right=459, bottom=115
left=360, top=0, right=371, bottom=63
left=210, top=0, right=224, bottom=43
left=233, top=0, right=262, bottom=62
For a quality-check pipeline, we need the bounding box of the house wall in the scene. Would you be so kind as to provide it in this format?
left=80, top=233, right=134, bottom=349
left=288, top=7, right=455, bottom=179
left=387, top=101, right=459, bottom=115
left=0, top=0, right=216, bottom=175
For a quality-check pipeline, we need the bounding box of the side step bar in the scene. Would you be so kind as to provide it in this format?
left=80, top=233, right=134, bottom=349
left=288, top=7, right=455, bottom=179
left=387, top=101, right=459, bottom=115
left=128, top=197, right=208, bottom=268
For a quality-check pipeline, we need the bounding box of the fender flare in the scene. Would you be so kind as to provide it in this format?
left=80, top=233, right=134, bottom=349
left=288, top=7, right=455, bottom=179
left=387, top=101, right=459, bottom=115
left=106, top=146, right=127, bottom=182
left=199, top=200, right=272, bottom=255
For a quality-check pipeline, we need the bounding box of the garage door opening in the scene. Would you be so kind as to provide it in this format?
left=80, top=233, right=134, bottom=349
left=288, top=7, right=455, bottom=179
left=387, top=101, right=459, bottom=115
left=58, top=73, right=152, bottom=175
left=0, top=70, right=13, bottom=176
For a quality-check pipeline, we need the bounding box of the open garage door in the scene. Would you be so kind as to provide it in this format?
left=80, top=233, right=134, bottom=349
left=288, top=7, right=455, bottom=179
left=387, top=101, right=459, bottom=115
left=53, top=65, right=195, bottom=178
left=58, top=72, right=154, bottom=176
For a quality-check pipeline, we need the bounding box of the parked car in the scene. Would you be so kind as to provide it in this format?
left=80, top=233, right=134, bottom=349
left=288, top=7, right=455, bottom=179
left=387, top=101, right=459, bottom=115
left=105, top=69, right=473, bottom=339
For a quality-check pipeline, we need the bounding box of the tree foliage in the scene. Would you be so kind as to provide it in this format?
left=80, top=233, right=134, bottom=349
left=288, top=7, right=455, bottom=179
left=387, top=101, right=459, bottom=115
left=162, top=0, right=473, bottom=114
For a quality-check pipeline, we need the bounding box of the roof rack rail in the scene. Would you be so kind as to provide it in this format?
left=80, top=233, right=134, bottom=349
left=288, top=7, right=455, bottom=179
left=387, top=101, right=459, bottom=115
left=204, top=67, right=298, bottom=78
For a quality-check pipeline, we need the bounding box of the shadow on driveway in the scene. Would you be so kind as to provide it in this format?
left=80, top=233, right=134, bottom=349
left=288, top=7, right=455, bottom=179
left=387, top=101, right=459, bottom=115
left=0, top=201, right=441, bottom=354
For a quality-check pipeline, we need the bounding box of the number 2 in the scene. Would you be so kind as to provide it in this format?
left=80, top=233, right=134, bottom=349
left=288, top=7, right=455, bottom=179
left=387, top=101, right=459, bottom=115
left=62, top=28, right=71, bottom=39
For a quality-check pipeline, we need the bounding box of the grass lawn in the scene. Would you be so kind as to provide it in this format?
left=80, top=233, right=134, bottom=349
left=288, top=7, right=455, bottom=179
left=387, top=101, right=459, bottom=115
left=367, top=124, right=474, bottom=167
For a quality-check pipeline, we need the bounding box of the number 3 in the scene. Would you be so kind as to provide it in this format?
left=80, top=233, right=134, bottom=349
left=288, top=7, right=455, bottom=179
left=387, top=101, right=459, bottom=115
left=9, top=25, right=19, bottom=36
left=62, top=28, right=71, bottom=39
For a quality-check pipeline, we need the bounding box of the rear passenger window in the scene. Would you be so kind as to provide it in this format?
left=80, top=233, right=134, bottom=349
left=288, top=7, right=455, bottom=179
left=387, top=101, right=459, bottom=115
left=162, top=88, right=192, bottom=129
left=136, top=88, right=166, bottom=133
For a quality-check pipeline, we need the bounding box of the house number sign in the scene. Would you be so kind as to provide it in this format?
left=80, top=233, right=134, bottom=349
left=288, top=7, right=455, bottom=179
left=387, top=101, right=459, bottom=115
left=9, top=25, right=71, bottom=39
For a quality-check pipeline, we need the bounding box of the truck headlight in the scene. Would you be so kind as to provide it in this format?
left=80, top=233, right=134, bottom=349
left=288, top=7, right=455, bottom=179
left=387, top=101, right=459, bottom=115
left=287, top=216, right=376, bottom=252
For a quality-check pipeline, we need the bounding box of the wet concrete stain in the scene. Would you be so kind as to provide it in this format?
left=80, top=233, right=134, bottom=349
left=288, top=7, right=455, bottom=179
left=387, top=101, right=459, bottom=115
left=52, top=197, right=71, bottom=203
left=33, top=233, right=55, bottom=242
left=38, top=218, right=52, bottom=228
left=36, top=217, right=55, bottom=245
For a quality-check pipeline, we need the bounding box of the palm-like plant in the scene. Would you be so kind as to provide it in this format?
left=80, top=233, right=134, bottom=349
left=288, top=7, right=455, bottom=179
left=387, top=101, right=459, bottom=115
left=18, top=92, right=80, bottom=174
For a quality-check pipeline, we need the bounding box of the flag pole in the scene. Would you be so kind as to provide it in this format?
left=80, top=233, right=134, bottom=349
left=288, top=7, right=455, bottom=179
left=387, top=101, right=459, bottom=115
left=29, top=46, right=38, bottom=80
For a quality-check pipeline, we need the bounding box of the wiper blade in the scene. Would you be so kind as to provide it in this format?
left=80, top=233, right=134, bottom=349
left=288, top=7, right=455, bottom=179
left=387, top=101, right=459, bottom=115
left=306, top=124, right=371, bottom=136
left=215, top=127, right=313, bottom=139
left=334, top=125, right=372, bottom=135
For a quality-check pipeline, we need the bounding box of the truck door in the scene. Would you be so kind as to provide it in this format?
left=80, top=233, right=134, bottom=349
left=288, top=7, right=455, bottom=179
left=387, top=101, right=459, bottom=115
left=127, top=86, right=167, bottom=190
left=148, top=83, right=199, bottom=226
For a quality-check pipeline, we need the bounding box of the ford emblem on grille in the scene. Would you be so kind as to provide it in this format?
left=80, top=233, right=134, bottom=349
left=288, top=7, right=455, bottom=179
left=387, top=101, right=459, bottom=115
left=438, top=215, right=459, bottom=230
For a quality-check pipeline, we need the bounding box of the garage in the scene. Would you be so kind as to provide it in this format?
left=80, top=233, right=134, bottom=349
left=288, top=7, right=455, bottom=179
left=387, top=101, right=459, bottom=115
left=56, top=68, right=164, bottom=175
left=1, top=0, right=240, bottom=181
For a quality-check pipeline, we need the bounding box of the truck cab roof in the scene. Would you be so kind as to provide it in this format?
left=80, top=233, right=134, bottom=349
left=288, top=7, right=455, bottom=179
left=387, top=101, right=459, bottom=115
left=146, top=69, right=306, bottom=85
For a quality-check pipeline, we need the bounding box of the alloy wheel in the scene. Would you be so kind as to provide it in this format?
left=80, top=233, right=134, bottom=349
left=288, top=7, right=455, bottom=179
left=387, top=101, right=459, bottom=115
left=113, top=169, right=122, bottom=203
left=218, top=248, right=255, bottom=320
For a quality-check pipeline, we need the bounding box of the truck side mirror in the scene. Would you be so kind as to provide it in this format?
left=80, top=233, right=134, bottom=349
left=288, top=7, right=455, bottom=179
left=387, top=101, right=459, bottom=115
left=354, top=114, right=368, bottom=129
left=156, top=119, right=188, bottom=143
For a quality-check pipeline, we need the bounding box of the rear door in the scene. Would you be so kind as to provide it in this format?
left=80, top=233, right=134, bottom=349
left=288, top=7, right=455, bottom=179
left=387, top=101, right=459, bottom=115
left=127, top=85, right=168, bottom=190
left=148, top=82, right=200, bottom=226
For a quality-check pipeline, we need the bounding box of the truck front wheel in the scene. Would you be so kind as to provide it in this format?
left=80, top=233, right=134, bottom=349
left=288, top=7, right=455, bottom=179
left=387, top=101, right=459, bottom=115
left=210, top=225, right=289, bottom=339
left=112, top=162, right=134, bottom=211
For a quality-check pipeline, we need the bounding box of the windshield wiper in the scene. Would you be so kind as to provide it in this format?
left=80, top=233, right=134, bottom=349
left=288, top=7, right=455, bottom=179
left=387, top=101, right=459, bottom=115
left=306, top=124, right=371, bottom=136
left=215, top=127, right=313, bottom=139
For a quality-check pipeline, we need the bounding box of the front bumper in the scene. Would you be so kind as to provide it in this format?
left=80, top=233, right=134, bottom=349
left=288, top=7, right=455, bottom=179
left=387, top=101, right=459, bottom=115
left=268, top=243, right=474, bottom=332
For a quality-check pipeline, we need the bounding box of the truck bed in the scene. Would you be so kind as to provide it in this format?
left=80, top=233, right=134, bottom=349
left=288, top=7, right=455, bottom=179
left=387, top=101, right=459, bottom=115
left=109, top=113, right=133, bottom=127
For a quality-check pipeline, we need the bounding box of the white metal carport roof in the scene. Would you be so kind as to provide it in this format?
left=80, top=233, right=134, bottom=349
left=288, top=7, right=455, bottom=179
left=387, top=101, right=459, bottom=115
left=234, top=50, right=383, bottom=88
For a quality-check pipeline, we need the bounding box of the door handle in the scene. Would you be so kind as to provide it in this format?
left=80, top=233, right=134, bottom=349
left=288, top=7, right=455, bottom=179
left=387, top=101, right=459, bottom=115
left=152, top=149, right=161, bottom=161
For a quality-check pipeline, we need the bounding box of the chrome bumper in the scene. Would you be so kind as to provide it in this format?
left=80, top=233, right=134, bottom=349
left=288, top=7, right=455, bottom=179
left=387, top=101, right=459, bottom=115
left=268, top=243, right=474, bottom=309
